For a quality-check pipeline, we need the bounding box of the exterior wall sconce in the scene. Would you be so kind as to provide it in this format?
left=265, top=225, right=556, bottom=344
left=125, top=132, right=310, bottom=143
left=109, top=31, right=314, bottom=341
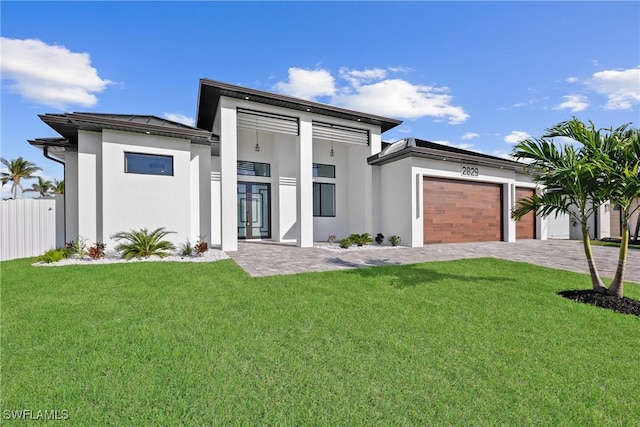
left=254, top=120, right=260, bottom=152
left=330, top=127, right=335, bottom=157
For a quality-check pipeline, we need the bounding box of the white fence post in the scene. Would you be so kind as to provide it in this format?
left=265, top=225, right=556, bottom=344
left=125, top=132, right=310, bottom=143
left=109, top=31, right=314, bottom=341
left=0, top=198, right=60, bottom=261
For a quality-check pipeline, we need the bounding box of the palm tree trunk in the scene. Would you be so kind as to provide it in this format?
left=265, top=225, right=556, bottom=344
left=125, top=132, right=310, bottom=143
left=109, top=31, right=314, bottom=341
left=607, top=216, right=628, bottom=297
left=581, top=224, right=606, bottom=293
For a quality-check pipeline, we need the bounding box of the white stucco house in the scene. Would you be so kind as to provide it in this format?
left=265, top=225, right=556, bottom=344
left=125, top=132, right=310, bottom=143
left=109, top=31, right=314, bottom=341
left=29, top=78, right=597, bottom=252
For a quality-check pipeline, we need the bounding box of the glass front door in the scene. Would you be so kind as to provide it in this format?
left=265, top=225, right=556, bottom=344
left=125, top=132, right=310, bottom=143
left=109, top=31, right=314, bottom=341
left=237, top=182, right=271, bottom=239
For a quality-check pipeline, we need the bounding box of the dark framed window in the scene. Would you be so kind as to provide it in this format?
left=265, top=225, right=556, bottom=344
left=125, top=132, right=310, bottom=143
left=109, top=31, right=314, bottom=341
left=313, top=163, right=335, bottom=178
left=238, top=161, right=271, bottom=177
left=313, top=183, right=335, bottom=217
left=125, top=152, right=173, bottom=176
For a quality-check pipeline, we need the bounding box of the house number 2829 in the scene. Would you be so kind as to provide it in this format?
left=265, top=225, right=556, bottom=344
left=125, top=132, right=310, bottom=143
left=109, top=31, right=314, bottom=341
left=461, top=166, right=479, bottom=177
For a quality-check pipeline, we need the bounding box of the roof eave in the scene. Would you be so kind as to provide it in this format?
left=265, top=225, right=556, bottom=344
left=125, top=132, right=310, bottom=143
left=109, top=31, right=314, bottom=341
left=368, top=146, right=531, bottom=173
left=39, top=113, right=215, bottom=145
left=197, top=78, right=403, bottom=133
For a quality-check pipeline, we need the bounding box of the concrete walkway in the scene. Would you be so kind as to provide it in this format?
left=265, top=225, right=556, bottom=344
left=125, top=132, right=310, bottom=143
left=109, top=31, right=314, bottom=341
left=228, top=239, right=640, bottom=282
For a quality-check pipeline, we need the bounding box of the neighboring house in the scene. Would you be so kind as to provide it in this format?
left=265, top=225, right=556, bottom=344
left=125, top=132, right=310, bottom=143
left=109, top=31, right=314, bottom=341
left=30, top=78, right=557, bottom=251
left=610, top=200, right=640, bottom=241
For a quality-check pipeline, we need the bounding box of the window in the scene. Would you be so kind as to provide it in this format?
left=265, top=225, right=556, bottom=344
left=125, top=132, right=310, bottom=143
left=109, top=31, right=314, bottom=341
left=237, top=161, right=271, bottom=177
left=125, top=152, right=173, bottom=176
left=313, top=163, right=335, bottom=178
left=313, top=183, right=335, bottom=217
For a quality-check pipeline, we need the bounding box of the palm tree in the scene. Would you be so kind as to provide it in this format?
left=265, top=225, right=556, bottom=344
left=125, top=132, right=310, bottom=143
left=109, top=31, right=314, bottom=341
left=51, top=179, right=65, bottom=195
left=1, top=157, right=43, bottom=199
left=24, top=176, right=54, bottom=197
left=575, top=125, right=640, bottom=297
left=511, top=119, right=613, bottom=293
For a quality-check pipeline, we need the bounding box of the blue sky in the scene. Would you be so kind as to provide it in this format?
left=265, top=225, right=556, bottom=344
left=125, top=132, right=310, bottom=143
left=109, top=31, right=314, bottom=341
left=1, top=1, right=639, bottom=197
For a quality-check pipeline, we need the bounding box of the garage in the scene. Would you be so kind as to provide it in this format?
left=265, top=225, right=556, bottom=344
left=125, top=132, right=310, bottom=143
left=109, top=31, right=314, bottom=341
left=515, top=187, right=535, bottom=239
left=423, top=177, right=503, bottom=244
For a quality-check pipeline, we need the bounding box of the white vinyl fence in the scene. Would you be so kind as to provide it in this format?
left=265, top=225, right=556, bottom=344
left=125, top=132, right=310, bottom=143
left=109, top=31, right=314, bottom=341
left=0, top=197, right=64, bottom=261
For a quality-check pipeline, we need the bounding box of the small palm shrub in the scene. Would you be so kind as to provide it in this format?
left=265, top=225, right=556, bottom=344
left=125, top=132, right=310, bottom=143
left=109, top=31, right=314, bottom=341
left=112, top=227, right=176, bottom=259
left=375, top=233, right=385, bottom=245
left=339, top=237, right=353, bottom=249
left=349, top=233, right=373, bottom=247
left=37, top=248, right=65, bottom=263
left=88, top=242, right=106, bottom=259
left=195, top=236, right=208, bottom=257
left=388, top=235, right=401, bottom=246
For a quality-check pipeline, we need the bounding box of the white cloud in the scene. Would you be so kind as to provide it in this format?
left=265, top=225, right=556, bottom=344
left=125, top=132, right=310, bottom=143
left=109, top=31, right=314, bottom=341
left=0, top=37, right=112, bottom=109
left=566, top=77, right=579, bottom=83
left=274, top=66, right=469, bottom=124
left=504, top=130, right=531, bottom=144
left=397, top=126, right=412, bottom=134
left=273, top=67, right=336, bottom=100
left=387, top=66, right=414, bottom=73
left=553, top=95, right=589, bottom=112
left=499, top=98, right=536, bottom=110
left=333, top=79, right=469, bottom=124
left=339, top=67, right=387, bottom=87
left=163, top=113, right=195, bottom=127
left=587, top=66, right=640, bottom=110
left=461, top=132, right=479, bottom=140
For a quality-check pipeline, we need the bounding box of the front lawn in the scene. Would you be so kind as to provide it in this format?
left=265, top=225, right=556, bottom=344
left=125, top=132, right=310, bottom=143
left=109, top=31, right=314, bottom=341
left=1, top=258, right=639, bottom=425
left=592, top=239, right=640, bottom=250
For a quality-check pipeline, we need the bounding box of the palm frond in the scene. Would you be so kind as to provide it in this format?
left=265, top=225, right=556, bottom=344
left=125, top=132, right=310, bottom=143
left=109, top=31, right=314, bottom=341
left=112, top=227, right=176, bottom=259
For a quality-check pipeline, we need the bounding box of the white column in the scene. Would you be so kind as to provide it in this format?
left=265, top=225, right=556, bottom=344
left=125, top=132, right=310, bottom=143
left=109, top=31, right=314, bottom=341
left=505, top=182, right=517, bottom=242
left=297, top=116, right=313, bottom=247
left=64, top=152, right=79, bottom=242
left=220, top=98, right=238, bottom=251
left=77, top=131, right=99, bottom=243
left=369, top=128, right=382, bottom=156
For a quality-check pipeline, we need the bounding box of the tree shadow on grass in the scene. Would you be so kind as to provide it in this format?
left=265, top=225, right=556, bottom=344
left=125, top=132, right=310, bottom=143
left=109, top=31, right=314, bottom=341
left=326, top=257, right=402, bottom=269
left=334, top=259, right=513, bottom=289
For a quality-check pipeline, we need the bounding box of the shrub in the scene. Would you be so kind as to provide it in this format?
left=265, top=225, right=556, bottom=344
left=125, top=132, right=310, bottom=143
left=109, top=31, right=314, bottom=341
left=349, top=233, right=373, bottom=247
left=195, top=236, right=208, bottom=257
left=339, top=238, right=353, bottom=249
left=37, top=248, right=65, bottom=264
left=88, top=242, right=106, bottom=260
left=180, top=240, right=194, bottom=257
left=111, top=227, right=176, bottom=260
left=375, top=233, right=385, bottom=245
left=65, top=237, right=87, bottom=259
left=389, top=235, right=401, bottom=246
left=327, top=235, right=336, bottom=245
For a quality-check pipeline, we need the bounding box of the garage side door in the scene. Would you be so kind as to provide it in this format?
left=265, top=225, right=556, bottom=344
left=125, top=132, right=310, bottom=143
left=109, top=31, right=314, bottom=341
left=515, top=187, right=535, bottom=239
left=423, top=178, right=503, bottom=244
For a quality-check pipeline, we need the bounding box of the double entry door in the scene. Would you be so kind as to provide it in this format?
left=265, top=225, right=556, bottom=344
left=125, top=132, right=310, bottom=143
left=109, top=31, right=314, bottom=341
left=237, top=182, right=271, bottom=239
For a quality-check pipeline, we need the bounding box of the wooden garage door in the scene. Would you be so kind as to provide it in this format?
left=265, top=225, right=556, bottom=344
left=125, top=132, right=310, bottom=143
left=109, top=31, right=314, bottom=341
left=423, top=178, right=503, bottom=244
left=515, top=188, right=535, bottom=239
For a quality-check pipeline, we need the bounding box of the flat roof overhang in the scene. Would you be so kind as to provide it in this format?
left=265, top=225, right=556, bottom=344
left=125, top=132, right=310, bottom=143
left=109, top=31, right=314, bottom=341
left=368, top=145, right=531, bottom=174
left=196, top=78, right=403, bottom=133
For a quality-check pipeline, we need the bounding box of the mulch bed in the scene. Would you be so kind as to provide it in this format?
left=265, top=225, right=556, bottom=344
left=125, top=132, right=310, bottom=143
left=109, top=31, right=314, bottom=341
left=559, top=290, right=640, bottom=317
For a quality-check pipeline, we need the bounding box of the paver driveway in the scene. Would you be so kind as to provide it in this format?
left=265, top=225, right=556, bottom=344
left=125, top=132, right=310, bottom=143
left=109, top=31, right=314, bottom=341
left=228, top=239, right=640, bottom=282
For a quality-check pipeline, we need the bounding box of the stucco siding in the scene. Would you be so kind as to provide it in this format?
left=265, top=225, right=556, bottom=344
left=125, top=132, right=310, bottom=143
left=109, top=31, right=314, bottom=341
left=100, top=129, right=192, bottom=248
left=378, top=158, right=413, bottom=246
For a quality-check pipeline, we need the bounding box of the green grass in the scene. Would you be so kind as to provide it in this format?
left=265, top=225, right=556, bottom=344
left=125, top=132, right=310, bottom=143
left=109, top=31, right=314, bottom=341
left=1, top=258, right=639, bottom=425
left=592, top=239, right=640, bottom=250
